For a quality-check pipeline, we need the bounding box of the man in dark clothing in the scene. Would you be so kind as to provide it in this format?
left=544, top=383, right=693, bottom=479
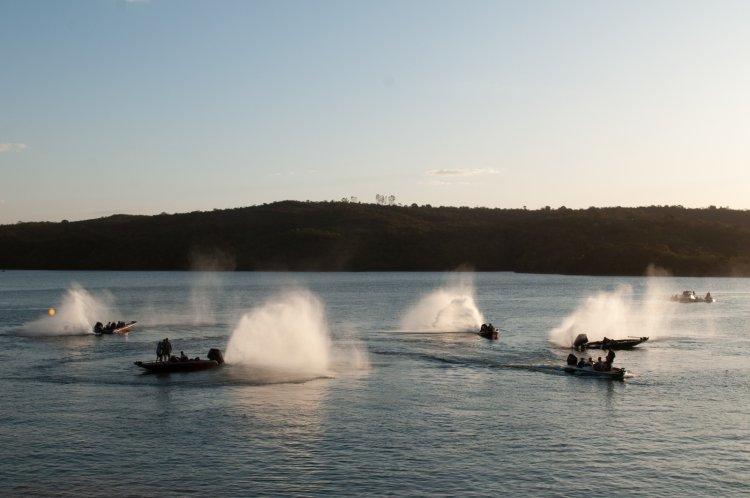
left=163, top=338, right=172, bottom=361
left=605, top=348, right=616, bottom=370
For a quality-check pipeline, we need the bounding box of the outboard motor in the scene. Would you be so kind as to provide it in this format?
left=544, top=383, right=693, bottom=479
left=566, top=353, right=578, bottom=366
left=573, top=333, right=589, bottom=351
left=207, top=348, right=224, bottom=365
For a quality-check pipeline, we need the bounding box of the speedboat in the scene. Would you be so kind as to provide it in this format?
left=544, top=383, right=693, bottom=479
left=671, top=291, right=714, bottom=303
left=94, top=320, right=137, bottom=335
left=135, top=348, right=224, bottom=373
left=563, top=365, right=626, bottom=380
left=478, top=323, right=499, bottom=340
left=573, top=333, right=648, bottom=351
left=673, top=290, right=697, bottom=303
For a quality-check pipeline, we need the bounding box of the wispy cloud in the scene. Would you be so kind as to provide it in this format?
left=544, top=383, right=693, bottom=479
left=424, top=179, right=473, bottom=186
left=0, top=143, right=28, bottom=152
left=426, top=168, right=499, bottom=177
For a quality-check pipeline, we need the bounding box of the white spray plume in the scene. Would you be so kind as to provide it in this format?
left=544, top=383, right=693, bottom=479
left=225, top=289, right=332, bottom=376
left=400, top=273, right=485, bottom=332
left=20, top=283, right=115, bottom=336
left=548, top=278, right=674, bottom=347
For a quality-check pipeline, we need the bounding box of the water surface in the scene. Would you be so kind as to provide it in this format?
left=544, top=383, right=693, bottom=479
left=0, top=271, right=747, bottom=496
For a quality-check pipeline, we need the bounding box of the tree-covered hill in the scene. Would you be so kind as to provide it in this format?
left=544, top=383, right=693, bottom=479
left=2, top=202, right=750, bottom=276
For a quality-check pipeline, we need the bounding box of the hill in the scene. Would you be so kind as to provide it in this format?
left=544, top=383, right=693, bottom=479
left=2, top=201, right=750, bottom=276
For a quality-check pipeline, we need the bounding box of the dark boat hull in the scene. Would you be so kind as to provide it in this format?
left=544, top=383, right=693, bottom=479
left=584, top=337, right=649, bottom=350
left=95, top=321, right=137, bottom=335
left=478, top=325, right=499, bottom=340
left=564, top=366, right=626, bottom=380
left=134, top=359, right=220, bottom=373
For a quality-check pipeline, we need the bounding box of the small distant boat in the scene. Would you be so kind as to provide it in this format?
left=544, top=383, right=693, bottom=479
left=94, top=320, right=137, bottom=335
left=563, top=365, right=626, bottom=380
left=478, top=323, right=499, bottom=340
left=135, top=348, right=224, bottom=373
left=573, top=333, right=649, bottom=351
left=670, top=290, right=714, bottom=303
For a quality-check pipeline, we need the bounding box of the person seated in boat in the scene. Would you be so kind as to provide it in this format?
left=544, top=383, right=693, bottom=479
left=577, top=357, right=585, bottom=368
left=593, top=357, right=604, bottom=371
left=180, top=351, right=188, bottom=362
left=605, top=348, right=616, bottom=371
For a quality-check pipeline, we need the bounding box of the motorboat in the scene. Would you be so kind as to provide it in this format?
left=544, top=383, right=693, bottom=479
left=563, top=365, right=626, bottom=380
left=94, top=320, right=137, bottom=335
left=135, top=348, right=224, bottom=373
left=573, top=333, right=648, bottom=351
left=671, top=290, right=696, bottom=303
left=478, top=323, right=499, bottom=340
left=671, top=291, right=714, bottom=303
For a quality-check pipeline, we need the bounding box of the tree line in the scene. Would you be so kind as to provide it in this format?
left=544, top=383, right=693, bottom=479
left=2, top=201, right=750, bottom=276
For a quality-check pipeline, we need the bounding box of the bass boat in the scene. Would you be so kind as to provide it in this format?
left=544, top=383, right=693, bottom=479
left=573, top=333, right=648, bottom=351
left=478, top=323, right=499, bottom=340
left=135, top=348, right=224, bottom=373
left=94, top=320, right=137, bottom=335
left=670, top=290, right=714, bottom=303
left=563, top=365, right=626, bottom=380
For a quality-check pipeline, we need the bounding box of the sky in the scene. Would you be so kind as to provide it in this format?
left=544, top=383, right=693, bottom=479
left=2, top=0, right=750, bottom=224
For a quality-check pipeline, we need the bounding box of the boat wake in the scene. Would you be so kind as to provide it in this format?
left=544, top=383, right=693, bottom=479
left=548, top=280, right=674, bottom=347
left=399, top=273, right=485, bottom=333
left=225, top=288, right=369, bottom=380
left=18, top=284, right=115, bottom=336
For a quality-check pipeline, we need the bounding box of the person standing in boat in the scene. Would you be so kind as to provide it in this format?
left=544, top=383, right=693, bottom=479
left=156, top=340, right=163, bottom=362
left=163, top=338, right=172, bottom=361
left=605, top=348, right=616, bottom=371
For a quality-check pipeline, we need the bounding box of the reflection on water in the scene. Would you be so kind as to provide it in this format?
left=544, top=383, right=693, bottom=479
left=227, top=378, right=328, bottom=449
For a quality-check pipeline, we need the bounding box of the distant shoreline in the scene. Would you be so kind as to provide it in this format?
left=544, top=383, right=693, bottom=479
left=2, top=201, right=749, bottom=277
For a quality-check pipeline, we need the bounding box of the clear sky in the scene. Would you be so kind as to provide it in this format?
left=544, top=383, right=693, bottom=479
left=2, top=0, right=749, bottom=224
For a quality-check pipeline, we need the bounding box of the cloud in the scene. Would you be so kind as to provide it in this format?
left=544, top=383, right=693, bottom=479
left=425, top=180, right=472, bottom=186
left=0, top=143, right=28, bottom=152
left=426, top=168, right=499, bottom=177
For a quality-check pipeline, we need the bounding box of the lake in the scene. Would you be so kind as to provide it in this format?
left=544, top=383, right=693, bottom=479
left=0, top=271, right=748, bottom=497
